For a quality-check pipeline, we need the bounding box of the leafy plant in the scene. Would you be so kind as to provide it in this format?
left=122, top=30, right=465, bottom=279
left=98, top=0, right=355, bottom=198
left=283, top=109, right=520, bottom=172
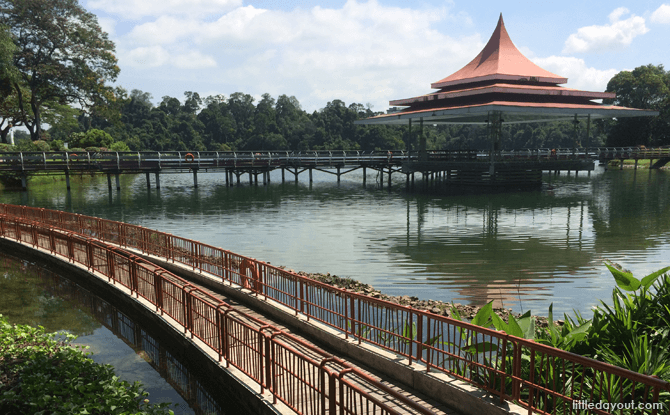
left=0, top=314, right=174, bottom=415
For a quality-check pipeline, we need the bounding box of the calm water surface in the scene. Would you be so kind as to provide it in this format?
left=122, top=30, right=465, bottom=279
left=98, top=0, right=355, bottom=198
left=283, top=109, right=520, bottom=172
left=0, top=253, right=225, bottom=415
left=2, top=166, right=669, bottom=318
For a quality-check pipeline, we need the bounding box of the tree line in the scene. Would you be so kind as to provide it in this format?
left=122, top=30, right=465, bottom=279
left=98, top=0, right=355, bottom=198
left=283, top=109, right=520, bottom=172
left=1, top=0, right=668, bottom=153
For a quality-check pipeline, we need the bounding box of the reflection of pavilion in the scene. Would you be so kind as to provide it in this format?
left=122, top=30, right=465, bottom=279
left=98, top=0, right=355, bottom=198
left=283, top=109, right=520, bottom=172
left=357, top=15, right=657, bottom=186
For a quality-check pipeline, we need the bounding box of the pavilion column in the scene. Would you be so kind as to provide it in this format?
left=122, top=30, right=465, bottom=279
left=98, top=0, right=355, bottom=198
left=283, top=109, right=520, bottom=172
left=585, top=114, right=591, bottom=158
left=419, top=118, right=426, bottom=161
left=407, top=118, right=412, bottom=153
left=573, top=114, right=580, bottom=158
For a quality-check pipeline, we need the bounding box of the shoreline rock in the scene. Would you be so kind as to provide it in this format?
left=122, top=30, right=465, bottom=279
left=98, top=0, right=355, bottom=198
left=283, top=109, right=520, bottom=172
left=281, top=268, right=556, bottom=329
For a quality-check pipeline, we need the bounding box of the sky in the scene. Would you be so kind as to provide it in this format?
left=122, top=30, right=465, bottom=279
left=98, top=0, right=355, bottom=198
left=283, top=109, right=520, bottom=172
left=84, top=0, right=670, bottom=113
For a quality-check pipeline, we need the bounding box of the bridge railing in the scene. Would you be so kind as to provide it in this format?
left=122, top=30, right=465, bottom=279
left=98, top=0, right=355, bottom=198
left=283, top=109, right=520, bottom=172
left=1, top=204, right=669, bottom=414
left=0, top=212, right=435, bottom=415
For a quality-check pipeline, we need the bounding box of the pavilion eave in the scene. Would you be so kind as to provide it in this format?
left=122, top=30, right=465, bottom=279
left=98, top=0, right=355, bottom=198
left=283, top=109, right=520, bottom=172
left=355, top=103, right=659, bottom=125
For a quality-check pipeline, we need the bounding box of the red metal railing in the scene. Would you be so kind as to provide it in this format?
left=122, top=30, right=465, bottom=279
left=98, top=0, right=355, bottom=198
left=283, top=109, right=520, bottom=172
left=0, top=212, right=433, bottom=415
left=1, top=204, right=669, bottom=415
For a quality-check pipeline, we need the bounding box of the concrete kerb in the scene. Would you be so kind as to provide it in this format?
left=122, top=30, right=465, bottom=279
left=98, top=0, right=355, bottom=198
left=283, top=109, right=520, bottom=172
left=129, top=248, right=526, bottom=415
left=0, top=237, right=293, bottom=415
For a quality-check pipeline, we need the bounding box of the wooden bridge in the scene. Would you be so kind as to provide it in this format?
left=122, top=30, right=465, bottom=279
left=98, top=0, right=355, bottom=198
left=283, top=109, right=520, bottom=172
left=1, top=147, right=668, bottom=190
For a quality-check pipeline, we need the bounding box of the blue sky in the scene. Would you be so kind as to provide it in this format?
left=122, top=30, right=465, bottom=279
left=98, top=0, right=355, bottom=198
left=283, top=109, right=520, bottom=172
left=84, top=0, right=670, bottom=112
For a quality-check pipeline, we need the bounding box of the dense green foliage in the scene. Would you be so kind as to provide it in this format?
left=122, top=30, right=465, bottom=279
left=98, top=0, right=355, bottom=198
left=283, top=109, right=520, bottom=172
left=0, top=315, right=173, bottom=414
left=604, top=64, right=670, bottom=147
left=0, top=0, right=119, bottom=142
left=0, top=0, right=666, bottom=151
left=46, top=88, right=612, bottom=153
left=458, top=264, right=670, bottom=411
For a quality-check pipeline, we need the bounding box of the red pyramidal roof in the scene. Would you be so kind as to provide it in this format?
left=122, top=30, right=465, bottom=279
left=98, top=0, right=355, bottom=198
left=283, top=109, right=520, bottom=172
left=431, top=14, right=567, bottom=88
left=355, top=13, right=658, bottom=125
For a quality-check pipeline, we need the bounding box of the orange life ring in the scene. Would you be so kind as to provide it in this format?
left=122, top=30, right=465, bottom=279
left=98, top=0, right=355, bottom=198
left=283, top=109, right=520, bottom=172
left=240, top=259, right=258, bottom=290
left=185, top=153, right=195, bottom=162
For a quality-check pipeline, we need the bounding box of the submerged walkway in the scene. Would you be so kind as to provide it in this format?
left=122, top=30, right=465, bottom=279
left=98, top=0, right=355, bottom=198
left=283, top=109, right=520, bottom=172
left=0, top=210, right=466, bottom=415
left=1, top=203, right=667, bottom=415
left=138, top=256, right=457, bottom=415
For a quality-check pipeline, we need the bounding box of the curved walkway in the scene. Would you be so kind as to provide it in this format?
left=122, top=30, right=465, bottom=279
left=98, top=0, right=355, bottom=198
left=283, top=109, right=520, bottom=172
left=1, top=204, right=668, bottom=415
left=0, top=210, right=457, bottom=415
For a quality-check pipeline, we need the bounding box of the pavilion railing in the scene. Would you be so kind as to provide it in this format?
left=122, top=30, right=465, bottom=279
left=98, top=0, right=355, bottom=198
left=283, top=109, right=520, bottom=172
left=0, top=212, right=433, bottom=415
left=1, top=204, right=669, bottom=415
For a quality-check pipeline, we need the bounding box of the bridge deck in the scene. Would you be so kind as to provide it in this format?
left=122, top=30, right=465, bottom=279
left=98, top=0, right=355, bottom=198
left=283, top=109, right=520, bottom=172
left=142, top=257, right=457, bottom=415
left=0, top=213, right=458, bottom=415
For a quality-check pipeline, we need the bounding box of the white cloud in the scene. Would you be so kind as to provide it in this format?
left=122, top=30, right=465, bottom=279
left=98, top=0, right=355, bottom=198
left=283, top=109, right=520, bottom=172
left=96, top=17, right=116, bottom=37
left=651, top=4, right=670, bottom=24
left=113, top=0, right=481, bottom=111
left=562, top=8, right=648, bottom=54
left=173, top=51, right=218, bottom=69
left=123, top=46, right=170, bottom=68
left=532, top=56, right=619, bottom=92
left=87, top=0, right=242, bottom=19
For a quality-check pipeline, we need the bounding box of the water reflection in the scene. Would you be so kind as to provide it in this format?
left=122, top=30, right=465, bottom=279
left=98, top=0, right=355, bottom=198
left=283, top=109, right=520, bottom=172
left=0, top=252, right=224, bottom=415
left=1, top=168, right=669, bottom=317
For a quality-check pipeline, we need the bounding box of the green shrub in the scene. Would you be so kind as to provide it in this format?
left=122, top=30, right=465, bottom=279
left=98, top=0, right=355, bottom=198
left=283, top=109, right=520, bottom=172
left=0, top=315, right=174, bottom=415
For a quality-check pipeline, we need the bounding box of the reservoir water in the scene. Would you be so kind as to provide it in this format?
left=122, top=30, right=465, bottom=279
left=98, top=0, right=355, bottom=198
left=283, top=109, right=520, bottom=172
left=1, top=166, right=669, bottom=318
left=0, top=252, right=226, bottom=415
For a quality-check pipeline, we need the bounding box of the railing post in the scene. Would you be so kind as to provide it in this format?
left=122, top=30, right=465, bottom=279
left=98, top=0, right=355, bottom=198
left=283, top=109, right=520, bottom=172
left=416, top=312, right=423, bottom=364
left=215, top=304, right=228, bottom=362
left=300, top=279, right=306, bottom=315
left=30, top=223, right=37, bottom=247
left=499, top=338, right=508, bottom=404
left=130, top=257, right=138, bottom=295
left=349, top=294, right=355, bottom=339
left=184, top=285, right=194, bottom=337
left=154, top=271, right=164, bottom=314
left=86, top=239, right=94, bottom=270
left=338, top=368, right=354, bottom=415
left=107, top=249, right=115, bottom=282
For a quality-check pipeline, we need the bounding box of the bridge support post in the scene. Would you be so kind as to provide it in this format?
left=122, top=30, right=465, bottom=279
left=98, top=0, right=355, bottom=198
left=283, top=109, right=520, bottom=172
left=267, top=170, right=271, bottom=184
left=106, top=173, right=111, bottom=191
left=262, top=171, right=267, bottom=185
left=21, top=173, right=27, bottom=191
left=249, top=172, right=253, bottom=185
left=236, top=172, right=241, bottom=186
left=388, top=169, right=392, bottom=189
left=411, top=173, right=415, bottom=189
left=380, top=168, right=384, bottom=187
left=155, top=172, right=160, bottom=189
left=309, top=168, right=313, bottom=183
left=337, top=167, right=341, bottom=183
left=67, top=171, right=72, bottom=191
left=635, top=159, right=639, bottom=170
left=620, top=159, right=624, bottom=170
left=115, top=173, right=120, bottom=191
left=281, top=168, right=285, bottom=183
left=225, top=170, right=229, bottom=186
left=362, top=167, right=366, bottom=186
left=146, top=172, right=151, bottom=189
left=193, top=170, right=198, bottom=188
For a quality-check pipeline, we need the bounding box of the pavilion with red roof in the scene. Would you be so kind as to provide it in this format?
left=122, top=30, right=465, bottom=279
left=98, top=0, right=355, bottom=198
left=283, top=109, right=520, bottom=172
left=357, top=14, right=656, bottom=127
left=355, top=14, right=658, bottom=186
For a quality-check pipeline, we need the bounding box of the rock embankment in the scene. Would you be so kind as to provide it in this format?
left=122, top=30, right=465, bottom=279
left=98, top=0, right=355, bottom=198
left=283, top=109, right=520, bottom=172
left=279, top=268, right=557, bottom=329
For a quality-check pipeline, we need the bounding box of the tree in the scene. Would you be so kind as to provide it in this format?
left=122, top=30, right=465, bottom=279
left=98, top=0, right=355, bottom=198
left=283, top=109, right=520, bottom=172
left=604, top=64, right=670, bottom=146
left=0, top=0, right=119, bottom=141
